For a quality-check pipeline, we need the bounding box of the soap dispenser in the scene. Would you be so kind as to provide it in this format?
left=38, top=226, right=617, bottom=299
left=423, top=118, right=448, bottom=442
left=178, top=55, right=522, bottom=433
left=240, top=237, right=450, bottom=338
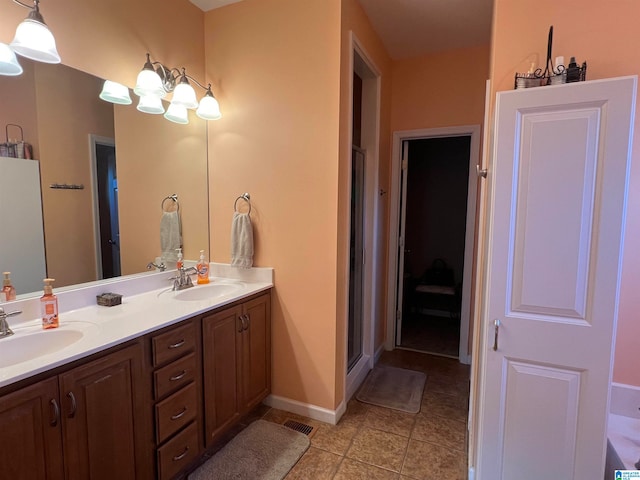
left=1, top=272, right=16, bottom=302
left=176, top=248, right=184, bottom=270
left=41, top=278, right=59, bottom=329
left=196, top=250, right=209, bottom=284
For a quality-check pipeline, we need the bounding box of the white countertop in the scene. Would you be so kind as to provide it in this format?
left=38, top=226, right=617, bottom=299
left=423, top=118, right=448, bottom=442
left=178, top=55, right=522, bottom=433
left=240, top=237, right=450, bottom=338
left=0, top=264, right=273, bottom=389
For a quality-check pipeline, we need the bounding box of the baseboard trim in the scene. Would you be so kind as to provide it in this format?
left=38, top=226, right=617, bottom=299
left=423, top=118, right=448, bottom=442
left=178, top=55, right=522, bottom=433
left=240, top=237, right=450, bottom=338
left=374, top=343, right=385, bottom=363
left=264, top=394, right=346, bottom=426
left=610, top=382, right=640, bottom=418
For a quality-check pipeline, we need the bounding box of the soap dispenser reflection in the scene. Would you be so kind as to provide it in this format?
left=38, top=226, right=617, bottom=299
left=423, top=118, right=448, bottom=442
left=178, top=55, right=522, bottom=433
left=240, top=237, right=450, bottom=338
left=1, top=272, right=16, bottom=302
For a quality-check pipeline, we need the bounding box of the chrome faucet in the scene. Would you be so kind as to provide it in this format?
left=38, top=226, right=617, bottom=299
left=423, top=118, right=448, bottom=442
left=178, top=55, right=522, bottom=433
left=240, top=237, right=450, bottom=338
left=147, top=261, right=166, bottom=272
left=0, top=307, right=21, bottom=338
left=169, top=266, right=197, bottom=291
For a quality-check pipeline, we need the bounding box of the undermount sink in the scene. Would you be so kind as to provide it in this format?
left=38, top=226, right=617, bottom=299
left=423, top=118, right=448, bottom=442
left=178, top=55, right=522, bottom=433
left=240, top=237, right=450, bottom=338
left=3, top=322, right=99, bottom=367
left=162, top=281, right=245, bottom=302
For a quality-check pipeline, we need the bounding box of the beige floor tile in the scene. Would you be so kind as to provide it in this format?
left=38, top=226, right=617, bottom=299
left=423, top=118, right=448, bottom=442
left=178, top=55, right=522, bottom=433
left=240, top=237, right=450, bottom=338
left=339, top=399, right=370, bottom=427
left=401, top=439, right=466, bottom=480
left=285, top=447, right=342, bottom=480
left=422, top=391, right=468, bottom=423
left=311, top=421, right=359, bottom=455
left=364, top=405, right=417, bottom=437
left=412, top=412, right=466, bottom=452
left=334, top=458, right=399, bottom=480
left=426, top=375, right=470, bottom=398
left=346, top=426, right=409, bottom=472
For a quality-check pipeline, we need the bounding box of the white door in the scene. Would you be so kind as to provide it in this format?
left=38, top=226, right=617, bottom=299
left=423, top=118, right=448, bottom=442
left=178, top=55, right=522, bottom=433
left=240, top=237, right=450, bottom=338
left=475, top=76, right=636, bottom=480
left=395, top=140, right=410, bottom=345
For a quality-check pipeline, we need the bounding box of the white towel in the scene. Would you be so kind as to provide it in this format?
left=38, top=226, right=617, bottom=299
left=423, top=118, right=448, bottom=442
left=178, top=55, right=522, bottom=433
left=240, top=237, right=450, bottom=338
left=160, top=211, right=182, bottom=264
left=231, top=212, right=253, bottom=268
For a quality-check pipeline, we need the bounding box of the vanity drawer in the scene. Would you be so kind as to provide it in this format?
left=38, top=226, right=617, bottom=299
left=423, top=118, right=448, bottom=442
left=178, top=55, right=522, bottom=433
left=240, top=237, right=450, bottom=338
left=156, top=382, right=197, bottom=444
left=154, top=352, right=197, bottom=400
left=152, top=322, right=196, bottom=367
left=157, top=421, right=199, bottom=480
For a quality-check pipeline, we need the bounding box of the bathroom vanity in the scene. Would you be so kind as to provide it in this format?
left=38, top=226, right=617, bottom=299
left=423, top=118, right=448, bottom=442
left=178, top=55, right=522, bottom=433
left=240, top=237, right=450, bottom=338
left=0, top=265, right=272, bottom=480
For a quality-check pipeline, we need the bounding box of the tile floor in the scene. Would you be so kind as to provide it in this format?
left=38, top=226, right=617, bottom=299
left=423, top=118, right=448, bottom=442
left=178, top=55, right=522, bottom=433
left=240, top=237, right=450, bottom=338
left=271, top=349, right=472, bottom=480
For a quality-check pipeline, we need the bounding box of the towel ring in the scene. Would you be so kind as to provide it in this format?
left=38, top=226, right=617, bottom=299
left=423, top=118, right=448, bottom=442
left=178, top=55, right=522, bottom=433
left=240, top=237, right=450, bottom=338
left=162, top=194, right=179, bottom=213
left=234, top=193, right=251, bottom=215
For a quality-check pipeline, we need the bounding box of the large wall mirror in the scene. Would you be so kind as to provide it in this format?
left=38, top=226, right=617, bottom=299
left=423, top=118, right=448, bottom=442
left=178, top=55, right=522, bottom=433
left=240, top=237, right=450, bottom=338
left=0, top=58, right=209, bottom=296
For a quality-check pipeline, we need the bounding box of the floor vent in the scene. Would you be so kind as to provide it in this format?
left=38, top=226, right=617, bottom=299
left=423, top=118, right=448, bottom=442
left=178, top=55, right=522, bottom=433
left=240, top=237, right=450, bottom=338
left=283, top=419, right=315, bottom=437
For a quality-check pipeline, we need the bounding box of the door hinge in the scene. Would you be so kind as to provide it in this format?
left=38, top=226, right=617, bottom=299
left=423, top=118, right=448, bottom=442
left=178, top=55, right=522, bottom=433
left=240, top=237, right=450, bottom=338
left=396, top=310, right=401, bottom=321
left=399, top=236, right=405, bottom=248
left=401, top=159, right=408, bottom=170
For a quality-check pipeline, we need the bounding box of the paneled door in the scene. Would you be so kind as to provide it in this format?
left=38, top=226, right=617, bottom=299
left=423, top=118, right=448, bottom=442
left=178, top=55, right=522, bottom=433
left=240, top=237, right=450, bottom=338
left=475, top=76, right=636, bottom=480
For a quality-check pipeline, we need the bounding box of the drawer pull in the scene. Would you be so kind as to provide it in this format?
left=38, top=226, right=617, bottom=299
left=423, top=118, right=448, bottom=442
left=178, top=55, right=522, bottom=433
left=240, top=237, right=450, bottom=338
left=50, top=399, right=60, bottom=426
left=168, top=339, right=185, bottom=349
left=170, top=370, right=187, bottom=381
left=171, top=406, right=188, bottom=420
left=67, top=392, right=77, bottom=418
left=173, top=446, right=189, bottom=462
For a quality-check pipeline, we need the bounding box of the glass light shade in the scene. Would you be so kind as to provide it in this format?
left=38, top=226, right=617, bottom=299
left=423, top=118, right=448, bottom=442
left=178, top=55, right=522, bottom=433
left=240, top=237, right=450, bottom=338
left=137, top=95, right=165, bottom=114
left=10, top=19, right=61, bottom=64
left=134, top=68, right=166, bottom=98
left=196, top=94, right=222, bottom=120
left=164, top=103, right=189, bottom=124
left=99, top=80, right=132, bottom=105
left=171, top=82, right=198, bottom=109
left=0, top=43, right=23, bottom=76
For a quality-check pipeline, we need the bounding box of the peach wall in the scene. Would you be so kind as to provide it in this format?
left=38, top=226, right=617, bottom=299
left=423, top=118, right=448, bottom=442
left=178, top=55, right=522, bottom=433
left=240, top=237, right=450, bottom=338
left=391, top=46, right=490, bottom=132
left=35, top=64, right=114, bottom=287
left=0, top=59, right=39, bottom=158
left=489, top=0, right=640, bottom=386
left=339, top=0, right=393, bottom=387
left=204, top=0, right=342, bottom=410
left=0, top=0, right=205, bottom=91
left=115, top=105, right=208, bottom=274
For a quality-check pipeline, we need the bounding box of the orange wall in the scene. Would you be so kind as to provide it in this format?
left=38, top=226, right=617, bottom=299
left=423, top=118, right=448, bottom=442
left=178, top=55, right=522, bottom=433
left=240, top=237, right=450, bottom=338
left=391, top=46, right=490, bottom=132
left=339, top=0, right=393, bottom=382
left=204, top=0, right=342, bottom=410
left=116, top=105, right=208, bottom=274
left=34, top=64, right=114, bottom=287
left=489, top=0, right=640, bottom=386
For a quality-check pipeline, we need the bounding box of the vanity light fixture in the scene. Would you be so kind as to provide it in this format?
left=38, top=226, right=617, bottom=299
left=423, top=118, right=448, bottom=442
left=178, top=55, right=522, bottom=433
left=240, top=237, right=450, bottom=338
left=104, top=52, right=223, bottom=124
left=0, top=43, right=23, bottom=75
left=99, top=80, right=132, bottom=105
left=9, top=0, right=60, bottom=64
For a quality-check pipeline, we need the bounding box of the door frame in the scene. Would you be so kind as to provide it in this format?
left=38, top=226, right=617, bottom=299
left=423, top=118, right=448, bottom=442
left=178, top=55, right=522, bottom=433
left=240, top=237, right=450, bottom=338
left=89, top=134, right=116, bottom=280
left=344, top=31, right=382, bottom=401
left=386, top=125, right=480, bottom=364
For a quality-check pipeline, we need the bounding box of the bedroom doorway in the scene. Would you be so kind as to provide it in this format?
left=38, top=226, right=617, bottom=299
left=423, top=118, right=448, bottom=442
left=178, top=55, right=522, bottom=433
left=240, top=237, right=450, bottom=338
left=387, top=126, right=480, bottom=363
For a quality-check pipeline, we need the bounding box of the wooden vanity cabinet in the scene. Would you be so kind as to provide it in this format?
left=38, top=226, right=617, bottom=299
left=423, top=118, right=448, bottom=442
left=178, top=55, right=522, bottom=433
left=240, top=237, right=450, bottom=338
left=202, top=293, right=271, bottom=446
left=0, top=342, right=146, bottom=480
left=149, top=319, right=201, bottom=480
left=0, top=377, right=64, bottom=480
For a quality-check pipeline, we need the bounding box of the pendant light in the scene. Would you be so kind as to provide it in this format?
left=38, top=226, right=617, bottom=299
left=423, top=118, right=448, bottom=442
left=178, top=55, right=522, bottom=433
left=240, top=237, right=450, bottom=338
left=164, top=103, right=189, bottom=124
left=171, top=70, right=198, bottom=109
left=10, top=0, right=61, bottom=64
left=137, top=94, right=165, bottom=115
left=99, top=80, right=132, bottom=105
left=134, top=53, right=166, bottom=98
left=0, top=43, right=23, bottom=76
left=196, top=86, right=222, bottom=120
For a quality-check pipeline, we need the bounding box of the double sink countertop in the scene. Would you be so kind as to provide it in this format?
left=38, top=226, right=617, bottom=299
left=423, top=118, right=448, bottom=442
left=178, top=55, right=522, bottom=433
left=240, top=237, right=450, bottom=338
left=0, top=263, right=273, bottom=389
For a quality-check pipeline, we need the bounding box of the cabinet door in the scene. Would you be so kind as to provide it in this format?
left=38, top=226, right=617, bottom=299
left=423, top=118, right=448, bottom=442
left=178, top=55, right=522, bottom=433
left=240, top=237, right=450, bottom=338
left=0, top=377, right=64, bottom=480
left=60, top=344, right=143, bottom=480
left=240, top=294, right=271, bottom=413
left=202, top=305, right=243, bottom=446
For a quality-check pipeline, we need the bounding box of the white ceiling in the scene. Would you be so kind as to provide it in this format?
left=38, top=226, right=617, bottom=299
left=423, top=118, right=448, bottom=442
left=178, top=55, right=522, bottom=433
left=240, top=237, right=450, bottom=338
left=189, top=0, right=494, bottom=59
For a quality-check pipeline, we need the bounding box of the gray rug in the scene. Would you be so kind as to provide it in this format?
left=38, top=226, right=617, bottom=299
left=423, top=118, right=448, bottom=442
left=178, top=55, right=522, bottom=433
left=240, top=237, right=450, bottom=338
left=356, top=364, right=426, bottom=413
left=188, top=420, right=310, bottom=480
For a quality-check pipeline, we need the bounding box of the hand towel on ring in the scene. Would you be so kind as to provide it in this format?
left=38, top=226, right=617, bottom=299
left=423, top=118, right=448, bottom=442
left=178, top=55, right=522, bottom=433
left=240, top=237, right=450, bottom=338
left=231, top=212, right=253, bottom=268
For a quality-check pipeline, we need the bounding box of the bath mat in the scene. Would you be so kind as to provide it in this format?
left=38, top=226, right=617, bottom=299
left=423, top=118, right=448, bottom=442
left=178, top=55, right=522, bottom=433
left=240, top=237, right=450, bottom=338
left=188, top=420, right=310, bottom=480
left=356, top=364, right=426, bottom=414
